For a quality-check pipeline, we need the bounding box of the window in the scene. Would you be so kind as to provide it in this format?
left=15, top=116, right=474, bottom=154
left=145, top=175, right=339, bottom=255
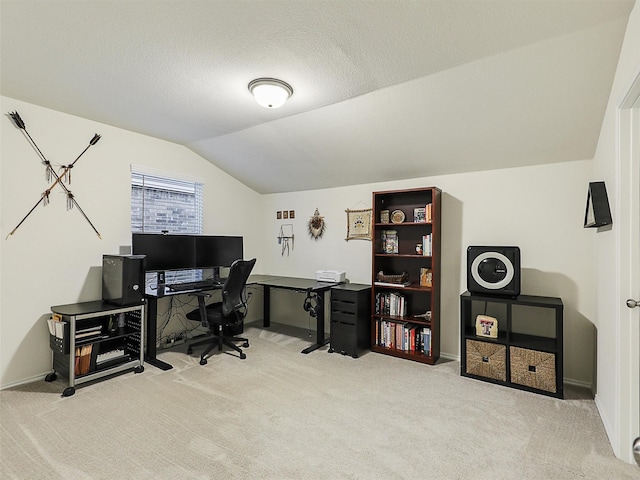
left=131, top=167, right=203, bottom=234
left=131, top=166, right=204, bottom=288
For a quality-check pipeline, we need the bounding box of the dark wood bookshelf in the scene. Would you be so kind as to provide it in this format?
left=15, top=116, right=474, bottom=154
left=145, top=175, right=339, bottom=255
left=371, top=186, right=442, bottom=365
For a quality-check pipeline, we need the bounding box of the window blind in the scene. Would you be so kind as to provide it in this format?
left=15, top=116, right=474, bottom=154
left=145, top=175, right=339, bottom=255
left=131, top=169, right=203, bottom=234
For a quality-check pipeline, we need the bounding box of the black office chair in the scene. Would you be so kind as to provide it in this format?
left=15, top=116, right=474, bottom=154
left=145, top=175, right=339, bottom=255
left=185, top=258, right=256, bottom=364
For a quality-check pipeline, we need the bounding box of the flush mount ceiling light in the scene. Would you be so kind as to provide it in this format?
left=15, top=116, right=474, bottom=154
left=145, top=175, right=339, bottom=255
left=248, top=78, right=293, bottom=108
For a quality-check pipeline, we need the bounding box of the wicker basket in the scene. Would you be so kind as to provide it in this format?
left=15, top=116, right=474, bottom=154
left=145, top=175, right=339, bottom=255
left=510, top=346, right=556, bottom=393
left=377, top=271, right=409, bottom=284
left=465, top=339, right=506, bottom=382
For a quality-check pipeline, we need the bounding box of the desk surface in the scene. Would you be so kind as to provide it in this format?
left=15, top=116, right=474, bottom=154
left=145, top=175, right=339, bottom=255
left=249, top=275, right=339, bottom=292
left=51, top=300, right=144, bottom=316
left=145, top=274, right=340, bottom=298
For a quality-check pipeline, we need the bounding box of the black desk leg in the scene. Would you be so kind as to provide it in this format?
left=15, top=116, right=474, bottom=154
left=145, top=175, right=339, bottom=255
left=301, top=290, right=330, bottom=354
left=263, top=286, right=271, bottom=328
left=145, top=297, right=173, bottom=371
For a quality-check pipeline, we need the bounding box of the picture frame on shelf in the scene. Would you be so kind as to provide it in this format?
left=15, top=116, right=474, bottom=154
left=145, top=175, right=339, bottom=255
left=381, top=230, right=398, bottom=254
left=420, top=268, right=432, bottom=287
left=390, top=209, right=405, bottom=224
left=475, top=314, right=498, bottom=338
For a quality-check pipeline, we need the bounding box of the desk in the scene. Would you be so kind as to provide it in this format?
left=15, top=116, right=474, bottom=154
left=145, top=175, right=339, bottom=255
left=249, top=275, right=338, bottom=354
left=144, top=275, right=340, bottom=370
left=144, top=282, right=221, bottom=371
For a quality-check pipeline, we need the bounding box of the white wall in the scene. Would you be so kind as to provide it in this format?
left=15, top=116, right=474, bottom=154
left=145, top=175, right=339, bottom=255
left=0, top=97, right=263, bottom=387
left=260, top=161, right=595, bottom=387
left=1, top=97, right=597, bottom=390
left=591, top=1, right=640, bottom=461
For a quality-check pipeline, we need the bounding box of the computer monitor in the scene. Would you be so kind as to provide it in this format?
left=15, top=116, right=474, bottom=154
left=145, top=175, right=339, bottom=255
left=131, top=233, right=196, bottom=271
left=195, top=235, right=244, bottom=269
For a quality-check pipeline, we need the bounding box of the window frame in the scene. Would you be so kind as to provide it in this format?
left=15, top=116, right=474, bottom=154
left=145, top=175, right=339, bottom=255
left=130, top=165, right=203, bottom=235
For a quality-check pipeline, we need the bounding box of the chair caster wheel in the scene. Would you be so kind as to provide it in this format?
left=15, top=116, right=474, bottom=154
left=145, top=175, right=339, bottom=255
left=243, top=342, right=249, bottom=348
left=45, top=372, right=57, bottom=382
left=187, top=347, right=193, bottom=354
left=328, top=348, right=334, bottom=353
left=199, top=358, right=207, bottom=365
left=240, top=353, right=246, bottom=359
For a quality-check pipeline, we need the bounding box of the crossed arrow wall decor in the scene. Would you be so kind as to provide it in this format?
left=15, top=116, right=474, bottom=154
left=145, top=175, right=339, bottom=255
left=5, top=111, right=102, bottom=239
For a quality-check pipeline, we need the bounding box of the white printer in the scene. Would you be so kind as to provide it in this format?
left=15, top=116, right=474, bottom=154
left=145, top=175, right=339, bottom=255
left=315, top=270, right=346, bottom=283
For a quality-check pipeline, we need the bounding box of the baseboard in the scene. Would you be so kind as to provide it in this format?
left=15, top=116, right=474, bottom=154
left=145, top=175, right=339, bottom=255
left=564, top=377, right=593, bottom=392
left=0, top=372, right=50, bottom=391
left=594, top=393, right=619, bottom=457
left=438, top=352, right=459, bottom=362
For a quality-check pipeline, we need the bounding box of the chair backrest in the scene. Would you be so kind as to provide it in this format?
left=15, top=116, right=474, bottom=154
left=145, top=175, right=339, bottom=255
left=221, top=258, right=256, bottom=318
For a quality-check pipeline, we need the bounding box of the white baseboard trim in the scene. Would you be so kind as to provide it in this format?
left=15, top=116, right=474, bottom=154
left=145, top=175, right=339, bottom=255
left=1, top=372, right=49, bottom=391
left=563, top=377, right=593, bottom=392
left=594, top=393, right=619, bottom=458
left=439, top=352, right=459, bottom=362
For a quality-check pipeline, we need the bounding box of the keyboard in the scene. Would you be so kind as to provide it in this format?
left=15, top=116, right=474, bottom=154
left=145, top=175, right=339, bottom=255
left=167, top=280, right=219, bottom=292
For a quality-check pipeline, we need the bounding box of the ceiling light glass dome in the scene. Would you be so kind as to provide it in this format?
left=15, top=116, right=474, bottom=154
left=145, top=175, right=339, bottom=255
left=248, top=78, right=293, bottom=108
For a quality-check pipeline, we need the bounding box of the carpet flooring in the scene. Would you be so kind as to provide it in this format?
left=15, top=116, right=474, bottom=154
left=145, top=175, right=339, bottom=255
left=1, top=322, right=638, bottom=479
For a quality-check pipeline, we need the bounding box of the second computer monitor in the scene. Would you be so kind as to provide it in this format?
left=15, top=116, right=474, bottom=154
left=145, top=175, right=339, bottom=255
left=195, top=235, right=243, bottom=269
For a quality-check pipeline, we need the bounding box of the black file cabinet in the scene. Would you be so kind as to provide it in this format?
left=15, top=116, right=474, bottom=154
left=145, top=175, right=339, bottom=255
left=329, top=284, right=371, bottom=358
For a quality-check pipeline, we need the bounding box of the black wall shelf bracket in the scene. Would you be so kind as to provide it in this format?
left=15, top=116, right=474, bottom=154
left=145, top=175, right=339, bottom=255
left=584, top=181, right=612, bottom=228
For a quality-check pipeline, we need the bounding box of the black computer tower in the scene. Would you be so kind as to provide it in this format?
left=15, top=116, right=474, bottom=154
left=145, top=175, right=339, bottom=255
left=102, top=255, right=145, bottom=306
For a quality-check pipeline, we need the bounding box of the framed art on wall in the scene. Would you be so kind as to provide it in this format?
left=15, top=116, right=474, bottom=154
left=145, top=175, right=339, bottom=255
left=345, top=208, right=372, bottom=241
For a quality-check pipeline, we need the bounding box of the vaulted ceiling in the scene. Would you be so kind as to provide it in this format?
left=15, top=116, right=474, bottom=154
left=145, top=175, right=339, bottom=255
left=1, top=1, right=634, bottom=193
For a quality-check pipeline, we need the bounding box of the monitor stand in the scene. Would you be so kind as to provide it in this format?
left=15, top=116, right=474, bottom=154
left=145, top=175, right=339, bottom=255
left=211, top=266, right=221, bottom=283
left=156, top=270, right=166, bottom=295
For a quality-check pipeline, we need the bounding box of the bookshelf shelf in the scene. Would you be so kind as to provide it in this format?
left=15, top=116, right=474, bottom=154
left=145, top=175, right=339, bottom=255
left=371, top=187, right=441, bottom=365
left=374, top=254, right=433, bottom=258
left=46, top=301, right=145, bottom=397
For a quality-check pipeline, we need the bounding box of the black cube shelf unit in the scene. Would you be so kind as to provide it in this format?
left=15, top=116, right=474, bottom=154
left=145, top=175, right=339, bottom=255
left=460, top=291, right=564, bottom=399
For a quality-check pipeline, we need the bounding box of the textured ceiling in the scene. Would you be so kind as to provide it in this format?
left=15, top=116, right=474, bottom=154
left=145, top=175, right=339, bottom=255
left=0, top=0, right=635, bottom=193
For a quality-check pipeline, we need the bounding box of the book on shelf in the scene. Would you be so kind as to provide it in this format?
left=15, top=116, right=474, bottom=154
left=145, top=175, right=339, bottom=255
left=374, top=281, right=411, bottom=287
left=76, top=332, right=107, bottom=344
left=376, top=320, right=430, bottom=354
left=421, top=327, right=432, bottom=356
left=426, top=203, right=433, bottom=222
left=375, top=292, right=407, bottom=316
left=422, top=234, right=432, bottom=256
left=75, top=324, right=104, bottom=340
left=76, top=324, right=102, bottom=334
